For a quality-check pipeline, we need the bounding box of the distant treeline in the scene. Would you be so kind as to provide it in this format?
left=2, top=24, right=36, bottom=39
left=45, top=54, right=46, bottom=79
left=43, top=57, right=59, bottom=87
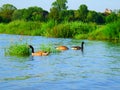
left=0, top=0, right=120, bottom=42
left=0, top=0, right=120, bottom=24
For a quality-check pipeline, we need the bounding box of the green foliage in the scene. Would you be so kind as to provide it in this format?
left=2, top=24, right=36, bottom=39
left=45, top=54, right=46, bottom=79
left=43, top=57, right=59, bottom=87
left=0, top=19, right=119, bottom=41
left=87, top=11, right=105, bottom=24
left=106, top=13, right=118, bottom=23
left=41, top=20, right=55, bottom=36
left=44, top=21, right=96, bottom=38
left=0, top=4, right=17, bottom=11
left=59, top=10, right=74, bottom=22
left=88, top=20, right=120, bottom=41
left=0, top=3, right=119, bottom=24
left=26, top=6, right=46, bottom=21
left=0, top=2, right=119, bottom=42
left=0, top=20, right=42, bottom=35
left=103, top=20, right=120, bottom=40
left=45, top=23, right=71, bottom=38
left=40, top=44, right=61, bottom=53
left=0, top=4, right=17, bottom=23
left=49, top=7, right=59, bottom=22
left=0, top=20, right=96, bottom=38
left=5, top=44, right=30, bottom=56
left=52, top=0, right=68, bottom=11
left=12, top=6, right=48, bottom=21
left=78, top=4, right=88, bottom=22
left=0, top=23, right=6, bottom=33
left=50, top=0, right=68, bottom=22
left=88, top=26, right=106, bottom=40
left=12, top=9, right=26, bottom=20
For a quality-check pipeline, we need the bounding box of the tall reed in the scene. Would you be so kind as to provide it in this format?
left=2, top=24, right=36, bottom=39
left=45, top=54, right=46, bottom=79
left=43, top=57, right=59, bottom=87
left=44, top=21, right=96, bottom=38
left=0, top=20, right=42, bottom=35
left=103, top=20, right=120, bottom=40
left=0, top=20, right=119, bottom=41
left=88, top=20, right=120, bottom=41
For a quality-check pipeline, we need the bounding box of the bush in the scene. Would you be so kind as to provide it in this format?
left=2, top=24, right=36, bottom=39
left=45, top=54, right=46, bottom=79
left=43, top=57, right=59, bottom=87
left=103, top=20, right=120, bottom=40
left=44, top=21, right=96, bottom=38
left=0, top=20, right=42, bottom=35
left=88, top=20, right=120, bottom=41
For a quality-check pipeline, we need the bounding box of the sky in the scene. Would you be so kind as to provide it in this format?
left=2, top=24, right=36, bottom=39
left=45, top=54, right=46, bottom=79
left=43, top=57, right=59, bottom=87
left=0, top=0, right=120, bottom=12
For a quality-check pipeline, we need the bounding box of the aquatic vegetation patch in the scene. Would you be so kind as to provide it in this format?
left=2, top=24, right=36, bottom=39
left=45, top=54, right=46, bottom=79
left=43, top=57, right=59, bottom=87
left=40, top=44, right=61, bottom=53
left=5, top=44, right=30, bottom=56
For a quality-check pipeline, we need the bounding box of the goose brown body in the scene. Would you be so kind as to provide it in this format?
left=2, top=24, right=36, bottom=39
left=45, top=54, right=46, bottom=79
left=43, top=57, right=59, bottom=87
left=71, top=41, right=84, bottom=50
left=71, top=46, right=81, bottom=50
left=31, top=51, right=49, bottom=56
left=29, top=45, right=49, bottom=56
left=56, top=46, right=69, bottom=50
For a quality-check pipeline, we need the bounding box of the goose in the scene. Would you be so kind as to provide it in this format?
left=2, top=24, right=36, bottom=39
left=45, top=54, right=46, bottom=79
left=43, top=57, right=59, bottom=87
left=29, top=45, right=49, bottom=56
left=56, top=46, right=69, bottom=50
left=71, top=41, right=84, bottom=50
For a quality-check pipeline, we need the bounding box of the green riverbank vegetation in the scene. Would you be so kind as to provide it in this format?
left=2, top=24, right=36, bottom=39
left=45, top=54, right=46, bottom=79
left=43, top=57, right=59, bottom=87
left=0, top=0, right=120, bottom=42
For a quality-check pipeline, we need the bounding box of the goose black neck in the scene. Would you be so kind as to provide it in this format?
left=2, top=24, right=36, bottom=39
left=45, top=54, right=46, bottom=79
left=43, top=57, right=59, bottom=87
left=81, top=42, right=84, bottom=49
left=29, top=45, right=34, bottom=53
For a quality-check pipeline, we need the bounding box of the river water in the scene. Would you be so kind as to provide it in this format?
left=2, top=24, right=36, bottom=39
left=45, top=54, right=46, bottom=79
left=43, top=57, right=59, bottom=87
left=0, top=34, right=120, bottom=90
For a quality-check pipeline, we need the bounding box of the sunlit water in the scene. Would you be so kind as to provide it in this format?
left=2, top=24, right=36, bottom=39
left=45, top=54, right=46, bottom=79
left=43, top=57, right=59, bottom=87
left=0, top=34, right=120, bottom=90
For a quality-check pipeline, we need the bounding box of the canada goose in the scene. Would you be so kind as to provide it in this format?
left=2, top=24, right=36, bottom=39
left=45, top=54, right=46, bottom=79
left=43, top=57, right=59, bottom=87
left=71, top=41, right=84, bottom=50
left=56, top=46, right=69, bottom=50
left=29, top=45, right=49, bottom=56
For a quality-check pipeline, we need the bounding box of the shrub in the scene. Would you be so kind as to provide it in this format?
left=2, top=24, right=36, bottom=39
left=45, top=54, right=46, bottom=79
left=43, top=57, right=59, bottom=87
left=103, top=20, right=120, bottom=40
left=44, top=21, right=96, bottom=38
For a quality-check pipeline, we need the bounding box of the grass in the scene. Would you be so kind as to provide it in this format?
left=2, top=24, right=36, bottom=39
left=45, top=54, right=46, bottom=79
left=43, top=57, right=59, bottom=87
left=5, top=43, right=30, bottom=56
left=87, top=20, right=120, bottom=41
left=40, top=44, right=61, bottom=53
left=44, top=21, right=97, bottom=38
left=0, top=20, right=42, bottom=35
left=0, top=20, right=119, bottom=42
left=103, top=20, right=120, bottom=40
left=0, top=20, right=96, bottom=38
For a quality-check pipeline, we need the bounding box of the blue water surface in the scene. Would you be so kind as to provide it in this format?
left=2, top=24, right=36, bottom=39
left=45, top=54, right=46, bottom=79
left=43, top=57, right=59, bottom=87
left=0, top=34, right=120, bottom=90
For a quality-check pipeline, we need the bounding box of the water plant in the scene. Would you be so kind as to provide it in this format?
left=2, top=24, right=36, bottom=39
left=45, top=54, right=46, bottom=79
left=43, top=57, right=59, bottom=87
left=40, top=44, right=61, bottom=53
left=5, top=43, right=30, bottom=56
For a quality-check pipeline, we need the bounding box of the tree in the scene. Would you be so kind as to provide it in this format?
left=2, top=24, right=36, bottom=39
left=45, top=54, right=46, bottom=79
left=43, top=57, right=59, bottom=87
left=52, top=0, right=68, bottom=11
left=0, top=4, right=17, bottom=23
left=12, top=6, right=48, bottom=21
left=50, top=0, right=68, bottom=23
left=49, top=7, right=59, bottom=22
left=97, top=13, right=105, bottom=24
left=12, top=9, right=25, bottom=20
left=74, top=10, right=80, bottom=20
left=78, top=4, right=88, bottom=22
left=106, top=13, right=117, bottom=23
left=0, top=16, right=2, bottom=22
left=27, top=6, right=44, bottom=21
left=87, top=11, right=105, bottom=24
left=59, top=10, right=74, bottom=22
